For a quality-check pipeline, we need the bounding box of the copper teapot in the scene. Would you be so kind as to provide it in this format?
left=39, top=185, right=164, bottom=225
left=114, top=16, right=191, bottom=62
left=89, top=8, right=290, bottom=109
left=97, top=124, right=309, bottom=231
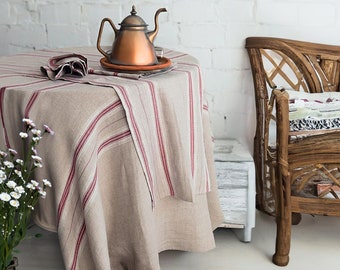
left=97, top=5, right=167, bottom=66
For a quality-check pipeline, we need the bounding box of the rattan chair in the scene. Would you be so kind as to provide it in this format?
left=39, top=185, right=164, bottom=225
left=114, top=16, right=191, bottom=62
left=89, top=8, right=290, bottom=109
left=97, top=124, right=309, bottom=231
left=245, top=36, right=340, bottom=266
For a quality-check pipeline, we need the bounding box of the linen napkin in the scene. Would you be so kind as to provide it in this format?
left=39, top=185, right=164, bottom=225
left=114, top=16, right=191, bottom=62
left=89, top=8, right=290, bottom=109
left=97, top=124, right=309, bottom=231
left=40, top=53, right=88, bottom=80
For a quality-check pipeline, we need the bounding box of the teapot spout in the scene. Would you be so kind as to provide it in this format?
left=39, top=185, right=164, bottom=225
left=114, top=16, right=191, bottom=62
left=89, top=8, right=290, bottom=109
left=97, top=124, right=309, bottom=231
left=148, top=8, right=167, bottom=43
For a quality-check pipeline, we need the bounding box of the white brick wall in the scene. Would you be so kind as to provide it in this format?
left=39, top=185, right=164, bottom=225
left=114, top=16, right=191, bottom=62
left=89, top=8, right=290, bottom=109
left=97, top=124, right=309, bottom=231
left=2, top=0, right=340, bottom=153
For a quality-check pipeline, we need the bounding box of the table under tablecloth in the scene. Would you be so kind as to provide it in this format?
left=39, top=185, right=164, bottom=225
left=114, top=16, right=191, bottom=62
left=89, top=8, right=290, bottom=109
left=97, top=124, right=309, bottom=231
left=0, top=47, right=223, bottom=270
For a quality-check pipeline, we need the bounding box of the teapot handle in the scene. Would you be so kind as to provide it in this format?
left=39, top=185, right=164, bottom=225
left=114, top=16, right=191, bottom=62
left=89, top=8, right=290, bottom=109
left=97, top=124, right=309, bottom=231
left=97, top=18, right=118, bottom=60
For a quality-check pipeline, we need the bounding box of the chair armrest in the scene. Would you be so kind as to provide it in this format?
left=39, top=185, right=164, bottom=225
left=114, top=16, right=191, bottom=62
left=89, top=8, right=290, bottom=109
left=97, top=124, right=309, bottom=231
left=273, top=89, right=290, bottom=177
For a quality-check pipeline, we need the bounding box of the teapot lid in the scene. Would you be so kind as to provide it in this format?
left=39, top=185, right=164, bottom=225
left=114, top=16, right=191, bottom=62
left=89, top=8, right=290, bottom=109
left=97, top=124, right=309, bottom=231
left=120, top=5, right=148, bottom=27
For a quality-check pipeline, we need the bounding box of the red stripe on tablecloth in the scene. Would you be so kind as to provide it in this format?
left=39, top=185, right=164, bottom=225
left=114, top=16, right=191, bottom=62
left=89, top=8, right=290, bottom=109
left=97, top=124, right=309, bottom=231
left=82, top=170, right=97, bottom=209
left=1, top=62, right=43, bottom=69
left=24, top=81, right=74, bottom=118
left=174, top=69, right=195, bottom=177
left=170, top=53, right=189, bottom=60
left=203, top=104, right=211, bottom=193
left=1, top=78, right=47, bottom=88
left=173, top=64, right=211, bottom=193
left=0, top=87, right=8, bottom=147
left=176, top=62, right=203, bottom=109
left=98, top=129, right=131, bottom=152
left=70, top=222, right=86, bottom=270
left=143, top=80, right=175, bottom=196
left=13, top=51, right=70, bottom=58
left=69, top=130, right=131, bottom=270
left=188, top=71, right=195, bottom=177
left=113, top=84, right=155, bottom=204
left=205, top=165, right=210, bottom=192
left=0, top=69, right=44, bottom=77
left=82, top=129, right=131, bottom=208
left=57, top=100, right=122, bottom=224
left=165, top=49, right=188, bottom=60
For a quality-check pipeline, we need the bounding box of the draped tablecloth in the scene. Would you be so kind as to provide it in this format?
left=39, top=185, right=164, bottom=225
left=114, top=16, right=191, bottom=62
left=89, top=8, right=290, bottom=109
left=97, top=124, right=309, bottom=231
left=0, top=47, right=223, bottom=270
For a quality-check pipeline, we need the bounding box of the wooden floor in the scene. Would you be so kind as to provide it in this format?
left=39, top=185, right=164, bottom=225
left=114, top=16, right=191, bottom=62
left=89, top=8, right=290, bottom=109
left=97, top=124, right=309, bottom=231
left=17, top=210, right=340, bottom=269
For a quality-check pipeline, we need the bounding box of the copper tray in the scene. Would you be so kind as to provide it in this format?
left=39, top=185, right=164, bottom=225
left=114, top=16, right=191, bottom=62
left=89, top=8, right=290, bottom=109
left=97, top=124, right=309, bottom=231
left=100, top=57, right=172, bottom=73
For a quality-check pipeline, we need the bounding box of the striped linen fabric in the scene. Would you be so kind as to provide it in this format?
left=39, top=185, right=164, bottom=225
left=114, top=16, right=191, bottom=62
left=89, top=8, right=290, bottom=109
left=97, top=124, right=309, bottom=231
left=0, top=47, right=223, bottom=270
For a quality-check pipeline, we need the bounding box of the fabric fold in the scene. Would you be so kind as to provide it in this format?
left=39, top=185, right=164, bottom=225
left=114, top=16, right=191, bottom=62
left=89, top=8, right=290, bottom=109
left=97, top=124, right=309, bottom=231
left=40, top=53, right=88, bottom=80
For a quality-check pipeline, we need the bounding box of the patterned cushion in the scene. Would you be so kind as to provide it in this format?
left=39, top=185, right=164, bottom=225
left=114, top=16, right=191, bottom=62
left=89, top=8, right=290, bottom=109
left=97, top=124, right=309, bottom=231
left=287, top=90, right=340, bottom=132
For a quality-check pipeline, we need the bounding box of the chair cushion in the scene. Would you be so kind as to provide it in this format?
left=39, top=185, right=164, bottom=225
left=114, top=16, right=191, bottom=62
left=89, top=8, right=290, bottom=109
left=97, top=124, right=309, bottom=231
left=286, top=90, right=340, bottom=132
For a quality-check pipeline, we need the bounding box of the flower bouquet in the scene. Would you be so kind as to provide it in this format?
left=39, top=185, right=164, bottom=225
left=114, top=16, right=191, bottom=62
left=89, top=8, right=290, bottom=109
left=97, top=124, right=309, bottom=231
left=0, top=118, right=54, bottom=270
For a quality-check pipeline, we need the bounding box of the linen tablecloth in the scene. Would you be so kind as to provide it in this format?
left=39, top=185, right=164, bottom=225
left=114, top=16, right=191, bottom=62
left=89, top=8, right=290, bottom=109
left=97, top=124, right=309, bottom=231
left=0, top=47, right=223, bottom=270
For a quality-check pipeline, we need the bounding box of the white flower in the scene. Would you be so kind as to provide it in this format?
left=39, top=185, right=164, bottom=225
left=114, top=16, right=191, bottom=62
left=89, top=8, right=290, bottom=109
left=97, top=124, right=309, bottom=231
left=10, top=191, right=21, bottom=199
left=3, top=161, right=14, bottom=168
left=44, top=125, right=55, bottom=135
left=6, top=180, right=17, bottom=189
left=19, top=132, right=28, bottom=138
left=34, top=162, right=43, bottom=168
left=22, top=118, right=35, bottom=128
left=30, top=180, right=39, bottom=187
left=15, top=186, right=25, bottom=194
left=15, top=159, right=24, bottom=166
left=0, top=192, right=11, bottom=202
left=31, top=155, right=42, bottom=162
left=31, top=128, right=42, bottom=136
left=0, top=170, right=6, bottom=181
left=14, top=169, right=22, bottom=178
left=42, top=179, right=52, bottom=187
left=39, top=190, right=47, bottom=198
left=31, top=147, right=37, bottom=155
left=9, top=199, right=20, bottom=208
left=32, top=136, right=41, bottom=142
left=8, top=148, right=17, bottom=155
left=0, top=151, right=7, bottom=157
left=26, top=183, right=35, bottom=190
left=32, top=156, right=43, bottom=168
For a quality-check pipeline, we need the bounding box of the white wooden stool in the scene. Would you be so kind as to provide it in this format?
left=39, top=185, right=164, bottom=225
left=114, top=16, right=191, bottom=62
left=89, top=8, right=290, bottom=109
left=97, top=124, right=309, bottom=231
left=214, top=139, right=256, bottom=242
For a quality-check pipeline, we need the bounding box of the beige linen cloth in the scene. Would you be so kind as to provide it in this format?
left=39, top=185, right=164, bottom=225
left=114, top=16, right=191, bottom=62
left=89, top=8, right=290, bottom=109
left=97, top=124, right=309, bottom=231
left=0, top=47, right=223, bottom=270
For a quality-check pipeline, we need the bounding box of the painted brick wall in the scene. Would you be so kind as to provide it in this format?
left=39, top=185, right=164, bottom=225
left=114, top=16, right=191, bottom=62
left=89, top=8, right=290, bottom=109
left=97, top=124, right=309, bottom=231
left=1, top=0, right=340, bottom=152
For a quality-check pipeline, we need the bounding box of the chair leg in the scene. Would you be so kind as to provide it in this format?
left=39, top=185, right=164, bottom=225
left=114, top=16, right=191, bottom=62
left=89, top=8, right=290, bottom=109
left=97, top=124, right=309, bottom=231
left=272, top=212, right=300, bottom=266
left=272, top=164, right=292, bottom=266
left=272, top=187, right=291, bottom=266
left=292, top=212, right=302, bottom=225
left=272, top=209, right=291, bottom=266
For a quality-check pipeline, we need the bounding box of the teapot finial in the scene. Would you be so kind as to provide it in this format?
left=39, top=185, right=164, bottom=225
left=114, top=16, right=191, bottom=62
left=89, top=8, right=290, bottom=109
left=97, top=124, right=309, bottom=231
left=131, top=5, right=137, bottom=15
